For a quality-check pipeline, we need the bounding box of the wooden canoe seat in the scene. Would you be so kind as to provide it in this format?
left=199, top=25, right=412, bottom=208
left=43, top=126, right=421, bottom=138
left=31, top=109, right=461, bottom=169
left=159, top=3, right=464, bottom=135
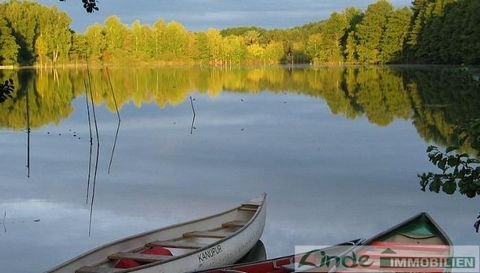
left=76, top=266, right=120, bottom=273
left=183, top=230, right=233, bottom=239
left=222, top=220, right=247, bottom=228
left=238, top=206, right=257, bottom=212
left=241, top=201, right=261, bottom=207
left=148, top=240, right=207, bottom=249
left=108, top=252, right=172, bottom=263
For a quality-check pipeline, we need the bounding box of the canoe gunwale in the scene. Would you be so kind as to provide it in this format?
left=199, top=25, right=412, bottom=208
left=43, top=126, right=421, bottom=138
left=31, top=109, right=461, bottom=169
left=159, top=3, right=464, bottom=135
left=45, top=194, right=266, bottom=273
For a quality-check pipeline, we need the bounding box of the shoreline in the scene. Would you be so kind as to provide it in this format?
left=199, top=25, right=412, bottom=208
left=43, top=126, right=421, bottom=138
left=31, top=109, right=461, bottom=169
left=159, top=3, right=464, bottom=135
left=1, top=63, right=478, bottom=70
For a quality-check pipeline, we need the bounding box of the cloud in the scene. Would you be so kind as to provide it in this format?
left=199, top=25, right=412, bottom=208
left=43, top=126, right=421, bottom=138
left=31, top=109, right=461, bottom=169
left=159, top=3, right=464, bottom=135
left=36, top=0, right=413, bottom=32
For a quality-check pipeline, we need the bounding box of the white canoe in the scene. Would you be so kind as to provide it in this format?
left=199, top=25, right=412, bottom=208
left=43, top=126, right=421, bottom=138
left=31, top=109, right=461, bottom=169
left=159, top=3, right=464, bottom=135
left=45, top=194, right=266, bottom=273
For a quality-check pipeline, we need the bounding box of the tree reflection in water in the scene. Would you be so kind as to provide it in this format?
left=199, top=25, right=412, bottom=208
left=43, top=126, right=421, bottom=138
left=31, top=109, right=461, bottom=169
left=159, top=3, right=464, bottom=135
left=1, top=65, right=480, bottom=230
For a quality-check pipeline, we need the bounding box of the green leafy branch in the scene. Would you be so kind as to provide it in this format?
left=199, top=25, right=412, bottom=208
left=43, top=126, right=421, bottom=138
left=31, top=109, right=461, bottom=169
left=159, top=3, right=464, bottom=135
left=0, top=79, right=15, bottom=103
left=419, top=118, right=480, bottom=232
left=419, top=145, right=480, bottom=197
left=59, top=0, right=99, bottom=13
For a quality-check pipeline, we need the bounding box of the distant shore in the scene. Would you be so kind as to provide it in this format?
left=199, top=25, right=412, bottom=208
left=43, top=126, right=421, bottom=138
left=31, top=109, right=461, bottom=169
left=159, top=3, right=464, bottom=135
left=1, top=63, right=478, bottom=71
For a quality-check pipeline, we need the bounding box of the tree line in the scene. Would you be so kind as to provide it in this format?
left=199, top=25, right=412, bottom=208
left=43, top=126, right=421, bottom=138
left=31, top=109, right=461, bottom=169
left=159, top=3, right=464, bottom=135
left=0, top=0, right=479, bottom=66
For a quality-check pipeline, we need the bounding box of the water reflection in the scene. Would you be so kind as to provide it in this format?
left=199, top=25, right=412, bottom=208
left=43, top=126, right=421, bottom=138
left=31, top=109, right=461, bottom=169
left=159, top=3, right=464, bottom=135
left=1, top=66, right=479, bottom=155
left=1, top=65, right=479, bottom=273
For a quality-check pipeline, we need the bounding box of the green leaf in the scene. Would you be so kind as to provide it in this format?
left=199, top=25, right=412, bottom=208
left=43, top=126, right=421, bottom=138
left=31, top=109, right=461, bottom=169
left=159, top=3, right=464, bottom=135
left=467, top=158, right=480, bottom=164
left=446, top=146, right=459, bottom=153
left=466, top=191, right=476, bottom=198
left=438, top=158, right=447, bottom=171
left=429, top=177, right=441, bottom=193
left=447, top=156, right=459, bottom=167
left=419, top=174, right=429, bottom=191
left=442, top=181, right=457, bottom=195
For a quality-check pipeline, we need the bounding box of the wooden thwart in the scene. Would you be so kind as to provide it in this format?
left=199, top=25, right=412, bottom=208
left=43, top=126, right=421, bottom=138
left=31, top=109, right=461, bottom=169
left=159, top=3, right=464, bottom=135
left=222, top=220, right=247, bottom=228
left=108, top=252, right=172, bottom=263
left=238, top=207, right=257, bottom=212
left=183, top=230, right=231, bottom=238
left=241, top=201, right=261, bottom=207
left=148, top=240, right=207, bottom=249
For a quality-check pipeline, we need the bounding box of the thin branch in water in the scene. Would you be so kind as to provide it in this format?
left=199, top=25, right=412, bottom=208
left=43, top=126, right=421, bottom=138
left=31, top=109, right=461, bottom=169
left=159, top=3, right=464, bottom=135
left=106, top=67, right=121, bottom=174
left=86, top=67, right=100, bottom=237
left=189, top=96, right=196, bottom=134
left=25, top=88, right=30, bottom=178
left=2, top=211, right=6, bottom=233
left=83, top=79, right=93, bottom=205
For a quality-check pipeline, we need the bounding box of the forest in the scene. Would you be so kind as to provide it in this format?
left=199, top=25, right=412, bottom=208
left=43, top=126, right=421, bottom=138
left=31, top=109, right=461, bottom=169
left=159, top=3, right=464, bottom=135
left=0, top=0, right=479, bottom=66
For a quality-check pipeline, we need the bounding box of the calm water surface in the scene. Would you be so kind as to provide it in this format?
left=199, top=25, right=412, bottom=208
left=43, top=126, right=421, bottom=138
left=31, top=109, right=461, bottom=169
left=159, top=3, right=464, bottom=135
left=0, top=66, right=478, bottom=273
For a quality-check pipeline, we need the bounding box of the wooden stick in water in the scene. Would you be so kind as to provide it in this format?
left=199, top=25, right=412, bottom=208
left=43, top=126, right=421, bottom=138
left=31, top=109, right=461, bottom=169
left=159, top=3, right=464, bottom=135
left=106, top=67, right=121, bottom=174
left=2, top=211, right=6, bottom=233
left=25, top=88, right=30, bottom=178
left=86, top=66, right=100, bottom=237
left=190, top=96, right=196, bottom=134
left=83, top=79, right=93, bottom=205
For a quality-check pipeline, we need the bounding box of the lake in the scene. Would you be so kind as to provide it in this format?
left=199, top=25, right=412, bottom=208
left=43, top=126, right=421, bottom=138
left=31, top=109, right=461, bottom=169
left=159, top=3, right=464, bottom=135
left=0, top=65, right=478, bottom=273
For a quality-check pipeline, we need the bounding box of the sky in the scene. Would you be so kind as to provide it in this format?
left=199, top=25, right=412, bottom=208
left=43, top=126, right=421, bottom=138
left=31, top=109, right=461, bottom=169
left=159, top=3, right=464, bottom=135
left=36, top=0, right=413, bottom=32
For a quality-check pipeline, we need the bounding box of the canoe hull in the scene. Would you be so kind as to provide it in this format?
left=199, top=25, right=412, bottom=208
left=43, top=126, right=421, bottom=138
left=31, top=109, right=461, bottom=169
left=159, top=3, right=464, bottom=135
left=45, top=194, right=266, bottom=273
left=135, top=202, right=266, bottom=273
left=194, top=212, right=451, bottom=273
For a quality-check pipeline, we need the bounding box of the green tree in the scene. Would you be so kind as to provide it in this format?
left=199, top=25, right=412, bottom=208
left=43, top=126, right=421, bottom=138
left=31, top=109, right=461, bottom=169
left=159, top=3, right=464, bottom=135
left=130, top=20, right=152, bottom=60
left=407, top=0, right=429, bottom=59
left=264, top=41, right=284, bottom=64
left=151, top=19, right=166, bottom=60
left=243, top=30, right=261, bottom=46
left=380, top=7, right=411, bottom=63
left=195, top=32, right=210, bottom=64
left=355, top=0, right=393, bottom=64
left=223, top=35, right=245, bottom=65
left=39, top=7, right=72, bottom=63
left=206, top=28, right=224, bottom=64
left=2, top=0, right=40, bottom=64
left=246, top=44, right=265, bottom=63
left=163, top=21, right=188, bottom=61
left=103, top=15, right=128, bottom=60
left=318, top=12, right=349, bottom=63
left=344, top=31, right=357, bottom=63
left=0, top=16, right=19, bottom=65
left=306, top=34, right=322, bottom=64
left=70, top=33, right=88, bottom=62
left=84, top=23, right=105, bottom=61
left=34, top=34, right=48, bottom=66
